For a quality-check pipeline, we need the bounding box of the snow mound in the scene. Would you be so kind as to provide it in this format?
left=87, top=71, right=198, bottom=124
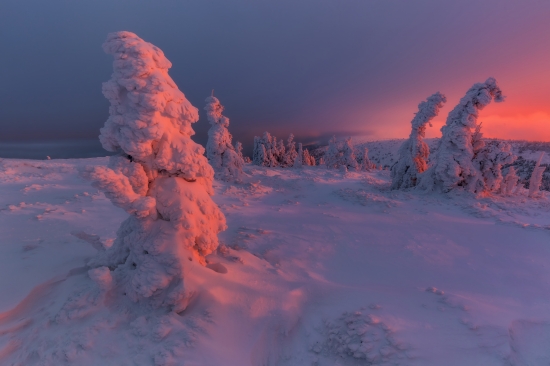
left=312, top=310, right=409, bottom=365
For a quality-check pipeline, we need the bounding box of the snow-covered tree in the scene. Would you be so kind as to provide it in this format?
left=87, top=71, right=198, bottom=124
left=325, top=136, right=342, bottom=169
left=501, top=166, right=519, bottom=196
left=303, top=148, right=315, bottom=166
left=253, top=132, right=280, bottom=167
left=342, top=137, right=359, bottom=171
left=471, top=140, right=515, bottom=193
left=418, top=78, right=505, bottom=193
left=283, top=134, right=298, bottom=167
left=276, top=139, right=286, bottom=165
left=253, top=136, right=267, bottom=166
left=529, top=152, right=546, bottom=198
left=86, top=32, right=227, bottom=312
left=205, top=95, right=244, bottom=181
left=294, top=143, right=303, bottom=168
left=391, top=92, right=446, bottom=189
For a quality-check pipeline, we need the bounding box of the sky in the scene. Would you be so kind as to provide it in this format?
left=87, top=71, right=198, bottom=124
left=0, top=0, right=549, bottom=157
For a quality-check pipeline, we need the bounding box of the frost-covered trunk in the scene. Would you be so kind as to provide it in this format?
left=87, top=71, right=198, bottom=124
left=391, top=92, right=446, bottom=189
left=85, top=32, right=226, bottom=312
left=418, top=78, right=505, bottom=193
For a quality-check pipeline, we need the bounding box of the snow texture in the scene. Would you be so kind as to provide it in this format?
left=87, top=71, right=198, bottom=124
left=313, top=310, right=407, bottom=364
left=391, top=92, right=446, bottom=189
left=86, top=31, right=227, bottom=311
left=205, top=95, right=244, bottom=182
left=419, top=78, right=506, bottom=193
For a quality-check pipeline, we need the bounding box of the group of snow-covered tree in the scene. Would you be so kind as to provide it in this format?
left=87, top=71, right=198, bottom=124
left=324, top=137, right=376, bottom=171
left=252, top=132, right=316, bottom=168
left=389, top=77, right=542, bottom=196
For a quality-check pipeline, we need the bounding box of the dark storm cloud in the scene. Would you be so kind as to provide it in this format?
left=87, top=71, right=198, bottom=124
left=1, top=0, right=549, bottom=158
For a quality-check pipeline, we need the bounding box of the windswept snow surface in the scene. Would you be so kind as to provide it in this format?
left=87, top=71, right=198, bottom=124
left=1, top=157, right=550, bottom=365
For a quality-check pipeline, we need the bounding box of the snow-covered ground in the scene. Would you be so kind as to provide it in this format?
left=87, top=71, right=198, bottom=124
left=1, top=157, right=550, bottom=365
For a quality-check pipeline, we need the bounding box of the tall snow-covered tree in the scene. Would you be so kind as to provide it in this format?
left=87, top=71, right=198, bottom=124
left=391, top=92, right=446, bottom=189
left=418, top=78, right=505, bottom=193
left=204, top=95, right=244, bottom=181
left=86, top=32, right=226, bottom=312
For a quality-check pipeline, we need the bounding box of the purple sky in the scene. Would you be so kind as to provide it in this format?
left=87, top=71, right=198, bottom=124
left=1, top=0, right=549, bottom=156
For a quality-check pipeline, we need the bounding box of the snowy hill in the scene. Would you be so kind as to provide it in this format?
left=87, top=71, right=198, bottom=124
left=1, top=157, right=550, bottom=365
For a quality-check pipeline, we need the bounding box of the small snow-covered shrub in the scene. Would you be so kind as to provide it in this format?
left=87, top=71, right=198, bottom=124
left=86, top=32, right=227, bottom=312
left=419, top=78, right=506, bottom=193
left=391, top=92, right=446, bottom=189
left=205, top=95, right=244, bottom=182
